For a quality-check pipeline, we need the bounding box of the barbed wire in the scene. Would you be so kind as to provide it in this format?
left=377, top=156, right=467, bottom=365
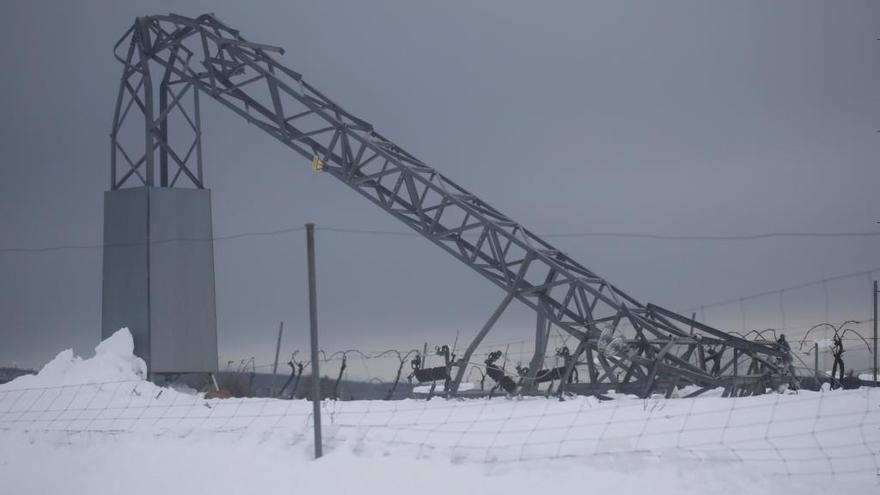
left=217, top=319, right=877, bottom=400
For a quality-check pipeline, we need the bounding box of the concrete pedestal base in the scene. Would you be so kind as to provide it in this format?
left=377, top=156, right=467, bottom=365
left=101, top=187, right=218, bottom=374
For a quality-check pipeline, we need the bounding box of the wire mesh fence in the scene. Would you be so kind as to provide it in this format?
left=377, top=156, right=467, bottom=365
left=1, top=378, right=877, bottom=480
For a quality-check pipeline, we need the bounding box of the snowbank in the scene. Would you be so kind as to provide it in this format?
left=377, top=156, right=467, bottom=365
left=0, top=432, right=863, bottom=495
left=1, top=328, right=146, bottom=389
left=1, top=330, right=878, bottom=495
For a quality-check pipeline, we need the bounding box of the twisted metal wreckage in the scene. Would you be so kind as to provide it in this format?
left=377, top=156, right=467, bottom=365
left=111, top=13, right=798, bottom=399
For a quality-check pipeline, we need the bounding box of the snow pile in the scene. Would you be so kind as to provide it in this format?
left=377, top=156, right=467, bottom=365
left=2, top=328, right=146, bottom=389
left=2, top=433, right=857, bottom=495
left=1, top=331, right=879, bottom=494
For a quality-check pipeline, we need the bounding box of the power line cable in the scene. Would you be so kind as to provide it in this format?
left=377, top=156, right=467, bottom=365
left=319, top=227, right=880, bottom=241
left=5, top=225, right=878, bottom=254
left=547, top=231, right=880, bottom=240
left=682, top=267, right=880, bottom=313
left=0, top=226, right=306, bottom=253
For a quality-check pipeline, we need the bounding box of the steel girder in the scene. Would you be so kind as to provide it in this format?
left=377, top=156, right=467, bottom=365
left=110, top=13, right=795, bottom=398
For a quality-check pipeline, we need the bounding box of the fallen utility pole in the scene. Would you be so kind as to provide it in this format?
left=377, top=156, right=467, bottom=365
left=306, top=223, right=322, bottom=458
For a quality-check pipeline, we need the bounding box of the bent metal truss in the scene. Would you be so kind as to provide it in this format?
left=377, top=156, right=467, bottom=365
left=111, top=13, right=795, bottom=398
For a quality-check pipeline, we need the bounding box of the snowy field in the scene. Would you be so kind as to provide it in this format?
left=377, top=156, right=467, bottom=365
left=1, top=330, right=878, bottom=494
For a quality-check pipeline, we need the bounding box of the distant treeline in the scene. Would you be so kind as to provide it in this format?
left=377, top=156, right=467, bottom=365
left=167, top=371, right=416, bottom=400
left=230, top=372, right=415, bottom=400
left=0, top=367, right=36, bottom=385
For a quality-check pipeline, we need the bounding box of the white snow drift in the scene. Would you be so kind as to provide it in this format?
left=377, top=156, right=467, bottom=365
left=0, top=329, right=878, bottom=495
left=6, top=328, right=147, bottom=389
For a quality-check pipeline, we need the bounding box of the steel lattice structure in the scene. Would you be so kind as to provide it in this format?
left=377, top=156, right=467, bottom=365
left=111, top=13, right=796, bottom=398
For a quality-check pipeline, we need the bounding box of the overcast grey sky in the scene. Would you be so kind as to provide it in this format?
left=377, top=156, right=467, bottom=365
left=1, top=1, right=878, bottom=372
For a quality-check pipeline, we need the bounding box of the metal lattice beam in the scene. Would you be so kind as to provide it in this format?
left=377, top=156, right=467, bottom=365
left=111, top=13, right=796, bottom=398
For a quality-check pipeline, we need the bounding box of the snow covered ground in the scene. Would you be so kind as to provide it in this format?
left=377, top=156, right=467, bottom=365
left=1, top=329, right=878, bottom=494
